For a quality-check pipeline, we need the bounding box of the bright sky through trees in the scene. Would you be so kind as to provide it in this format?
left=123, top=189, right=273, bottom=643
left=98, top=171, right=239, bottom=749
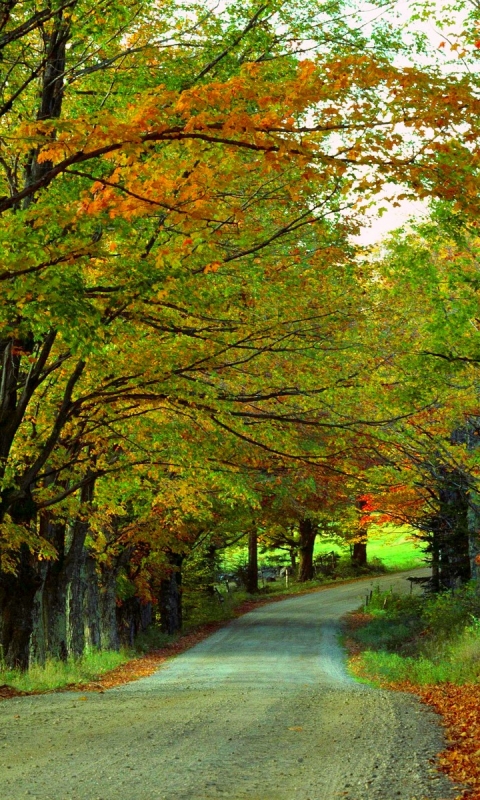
left=355, top=0, right=471, bottom=244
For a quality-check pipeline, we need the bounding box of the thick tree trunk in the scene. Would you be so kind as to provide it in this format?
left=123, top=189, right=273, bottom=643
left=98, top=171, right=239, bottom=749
left=434, top=469, right=471, bottom=590
left=298, top=518, right=317, bottom=582
left=352, top=536, right=368, bottom=568
left=99, top=567, right=120, bottom=650
left=204, top=543, right=218, bottom=596
left=467, top=492, right=480, bottom=582
left=32, top=504, right=101, bottom=663
left=0, top=544, right=42, bottom=669
left=30, top=565, right=47, bottom=665
left=39, top=517, right=68, bottom=661
left=0, top=18, right=79, bottom=671
left=159, top=551, right=184, bottom=635
left=463, top=424, right=480, bottom=582
left=65, top=516, right=91, bottom=658
left=116, top=596, right=152, bottom=647
left=246, top=529, right=258, bottom=593
left=83, top=554, right=101, bottom=651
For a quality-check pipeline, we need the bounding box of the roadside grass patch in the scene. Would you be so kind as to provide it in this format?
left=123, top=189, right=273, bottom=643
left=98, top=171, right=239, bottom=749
left=346, top=581, right=480, bottom=686
left=0, top=649, right=128, bottom=693
left=357, top=649, right=480, bottom=686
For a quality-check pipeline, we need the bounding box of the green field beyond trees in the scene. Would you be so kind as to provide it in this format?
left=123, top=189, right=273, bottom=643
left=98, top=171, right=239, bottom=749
left=223, top=525, right=425, bottom=574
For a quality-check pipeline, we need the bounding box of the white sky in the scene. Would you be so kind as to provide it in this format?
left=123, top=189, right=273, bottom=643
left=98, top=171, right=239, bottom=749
left=354, top=198, right=429, bottom=245
left=352, top=0, right=470, bottom=245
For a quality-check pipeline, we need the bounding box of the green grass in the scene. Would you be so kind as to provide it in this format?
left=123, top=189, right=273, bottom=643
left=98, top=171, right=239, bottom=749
left=0, top=649, right=128, bottom=693
left=358, top=624, right=480, bottom=685
left=349, top=583, right=480, bottom=686
left=315, top=524, right=425, bottom=571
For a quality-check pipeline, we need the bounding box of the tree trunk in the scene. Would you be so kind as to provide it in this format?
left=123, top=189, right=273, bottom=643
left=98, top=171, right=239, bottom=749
left=246, top=528, right=258, bottom=593
left=204, top=543, right=218, bottom=596
left=431, top=539, right=441, bottom=592
left=298, top=518, right=317, bottom=582
left=30, top=564, right=48, bottom=665
left=464, top=423, right=480, bottom=582
left=99, top=566, right=120, bottom=650
left=65, top=482, right=95, bottom=658
left=0, top=544, right=42, bottom=669
left=432, top=468, right=471, bottom=591
left=352, top=536, right=368, bottom=568
left=159, top=551, right=184, bottom=635
left=290, top=547, right=297, bottom=571
left=38, top=517, right=69, bottom=661
left=116, top=596, right=152, bottom=647
left=83, top=553, right=101, bottom=651
left=467, top=491, right=480, bottom=582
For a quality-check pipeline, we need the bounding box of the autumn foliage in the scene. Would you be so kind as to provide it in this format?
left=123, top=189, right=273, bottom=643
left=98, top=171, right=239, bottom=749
left=0, top=0, right=480, bottom=671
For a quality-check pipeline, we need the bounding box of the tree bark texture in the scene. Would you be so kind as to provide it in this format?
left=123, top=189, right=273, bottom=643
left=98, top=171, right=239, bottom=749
left=352, top=536, right=368, bottom=568
left=116, top=596, right=152, bottom=647
left=159, top=551, right=184, bottom=635
left=298, top=518, right=317, bottom=582
left=98, top=565, right=120, bottom=651
left=427, top=468, right=471, bottom=591
left=246, top=528, right=258, bottom=593
left=83, top=554, right=102, bottom=651
left=467, top=493, right=480, bottom=582
left=0, top=544, right=42, bottom=669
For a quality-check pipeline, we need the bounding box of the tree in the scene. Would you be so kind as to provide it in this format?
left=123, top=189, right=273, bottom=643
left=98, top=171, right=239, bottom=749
left=352, top=208, right=480, bottom=590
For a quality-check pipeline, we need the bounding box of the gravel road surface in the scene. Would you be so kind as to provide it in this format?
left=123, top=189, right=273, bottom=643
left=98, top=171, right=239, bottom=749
left=0, top=571, right=462, bottom=800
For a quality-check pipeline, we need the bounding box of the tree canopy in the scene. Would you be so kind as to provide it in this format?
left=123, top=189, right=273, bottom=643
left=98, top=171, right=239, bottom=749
left=1, top=0, right=479, bottom=667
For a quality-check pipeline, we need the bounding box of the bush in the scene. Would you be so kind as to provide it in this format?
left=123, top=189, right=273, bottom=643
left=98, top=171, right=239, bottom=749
left=335, top=556, right=387, bottom=579
left=422, top=583, right=480, bottom=638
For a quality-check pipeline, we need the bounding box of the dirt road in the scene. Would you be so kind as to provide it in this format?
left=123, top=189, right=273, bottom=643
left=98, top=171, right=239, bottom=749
left=0, top=572, right=462, bottom=800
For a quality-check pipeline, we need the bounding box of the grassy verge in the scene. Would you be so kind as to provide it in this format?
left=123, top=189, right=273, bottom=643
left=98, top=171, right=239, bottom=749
left=344, top=582, right=480, bottom=799
left=346, top=582, right=480, bottom=686
left=0, top=649, right=129, bottom=694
